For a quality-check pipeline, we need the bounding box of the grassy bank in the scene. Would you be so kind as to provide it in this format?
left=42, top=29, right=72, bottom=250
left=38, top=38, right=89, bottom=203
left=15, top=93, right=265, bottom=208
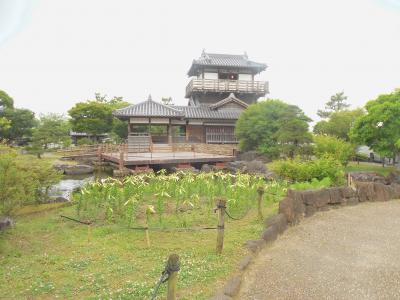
left=345, top=161, right=396, bottom=177
left=0, top=203, right=276, bottom=299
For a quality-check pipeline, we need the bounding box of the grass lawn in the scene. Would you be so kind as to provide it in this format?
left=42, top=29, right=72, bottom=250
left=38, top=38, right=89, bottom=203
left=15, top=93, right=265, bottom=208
left=0, top=202, right=277, bottom=299
left=345, top=161, right=397, bottom=177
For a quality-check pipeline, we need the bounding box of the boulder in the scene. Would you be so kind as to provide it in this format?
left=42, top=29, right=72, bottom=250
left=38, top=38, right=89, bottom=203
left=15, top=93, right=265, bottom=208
left=264, top=213, right=287, bottom=234
left=350, top=172, right=386, bottom=184
left=387, top=171, right=400, bottom=184
left=305, top=205, right=317, bottom=217
left=223, top=275, right=242, bottom=297
left=279, top=197, right=295, bottom=224
left=201, top=164, right=213, bottom=173
left=327, top=187, right=344, bottom=205
left=0, top=216, right=14, bottom=231
left=261, top=226, right=278, bottom=243
left=238, top=255, right=252, bottom=271
left=339, top=187, right=357, bottom=199
left=245, top=239, right=265, bottom=254
left=373, top=182, right=392, bottom=201
left=356, top=182, right=375, bottom=202
left=63, top=164, right=94, bottom=175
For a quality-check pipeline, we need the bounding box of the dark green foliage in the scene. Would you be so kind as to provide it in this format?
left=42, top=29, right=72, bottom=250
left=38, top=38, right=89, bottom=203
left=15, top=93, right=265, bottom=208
left=68, top=94, right=130, bottom=140
left=317, top=91, right=350, bottom=118
left=313, top=108, right=364, bottom=141
left=31, top=114, right=71, bottom=154
left=350, top=89, right=400, bottom=162
left=236, top=99, right=312, bottom=159
left=0, top=108, right=36, bottom=142
left=0, top=90, right=14, bottom=109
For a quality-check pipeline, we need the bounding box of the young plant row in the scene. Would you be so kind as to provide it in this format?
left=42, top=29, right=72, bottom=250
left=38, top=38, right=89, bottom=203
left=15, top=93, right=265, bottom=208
left=73, top=171, right=287, bottom=227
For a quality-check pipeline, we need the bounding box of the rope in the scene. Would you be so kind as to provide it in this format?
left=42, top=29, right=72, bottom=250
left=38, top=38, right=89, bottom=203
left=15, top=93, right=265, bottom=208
left=224, top=207, right=251, bottom=221
left=151, top=255, right=181, bottom=300
left=60, top=215, right=92, bottom=225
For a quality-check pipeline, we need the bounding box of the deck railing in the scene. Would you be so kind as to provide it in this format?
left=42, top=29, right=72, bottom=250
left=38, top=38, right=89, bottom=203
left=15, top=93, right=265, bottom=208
left=185, top=79, right=268, bottom=97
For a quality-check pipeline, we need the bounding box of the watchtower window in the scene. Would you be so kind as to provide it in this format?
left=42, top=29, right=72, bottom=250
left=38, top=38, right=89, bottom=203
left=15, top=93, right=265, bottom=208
left=218, top=73, right=238, bottom=80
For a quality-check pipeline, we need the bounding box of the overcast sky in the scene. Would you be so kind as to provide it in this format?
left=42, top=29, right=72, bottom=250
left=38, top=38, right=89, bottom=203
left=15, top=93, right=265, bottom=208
left=0, top=0, right=399, bottom=121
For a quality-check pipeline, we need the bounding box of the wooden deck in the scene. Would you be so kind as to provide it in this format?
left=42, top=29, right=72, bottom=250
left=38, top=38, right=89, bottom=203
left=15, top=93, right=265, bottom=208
left=101, top=151, right=234, bottom=167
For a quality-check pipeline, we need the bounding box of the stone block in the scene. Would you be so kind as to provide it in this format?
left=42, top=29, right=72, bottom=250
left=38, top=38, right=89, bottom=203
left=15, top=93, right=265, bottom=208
left=264, top=213, right=287, bottom=234
left=223, top=275, right=242, bottom=297
left=261, top=226, right=278, bottom=244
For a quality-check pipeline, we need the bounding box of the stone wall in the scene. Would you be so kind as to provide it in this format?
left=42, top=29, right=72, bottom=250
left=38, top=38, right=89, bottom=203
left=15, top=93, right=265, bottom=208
left=173, top=143, right=237, bottom=156
left=211, top=175, right=400, bottom=299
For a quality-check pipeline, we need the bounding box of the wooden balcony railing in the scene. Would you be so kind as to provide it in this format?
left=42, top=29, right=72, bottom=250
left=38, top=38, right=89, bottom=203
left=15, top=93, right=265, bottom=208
left=185, top=79, right=268, bottom=97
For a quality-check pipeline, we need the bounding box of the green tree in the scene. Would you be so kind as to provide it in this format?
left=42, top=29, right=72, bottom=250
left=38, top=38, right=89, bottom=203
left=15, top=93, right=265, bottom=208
left=68, top=94, right=130, bottom=140
left=317, top=91, right=350, bottom=118
left=0, top=108, right=36, bottom=142
left=30, top=114, right=71, bottom=157
left=236, top=99, right=312, bottom=158
left=313, top=108, right=364, bottom=141
left=314, top=135, right=354, bottom=166
left=0, top=90, right=14, bottom=109
left=350, top=89, right=400, bottom=164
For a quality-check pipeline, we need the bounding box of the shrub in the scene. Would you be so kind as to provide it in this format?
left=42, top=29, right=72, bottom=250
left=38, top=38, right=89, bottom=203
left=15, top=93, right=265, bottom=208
left=313, top=135, right=354, bottom=166
left=271, top=156, right=345, bottom=185
left=77, top=137, right=94, bottom=146
left=290, top=177, right=332, bottom=190
left=0, top=144, right=61, bottom=215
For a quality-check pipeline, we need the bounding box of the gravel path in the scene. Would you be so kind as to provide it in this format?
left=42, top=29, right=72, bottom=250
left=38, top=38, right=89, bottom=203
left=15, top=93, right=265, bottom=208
left=238, top=200, right=400, bottom=300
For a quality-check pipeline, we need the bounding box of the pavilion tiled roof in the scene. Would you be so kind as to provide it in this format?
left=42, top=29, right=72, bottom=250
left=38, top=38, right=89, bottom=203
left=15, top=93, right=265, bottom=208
left=113, top=95, right=244, bottom=120
left=113, top=95, right=184, bottom=118
left=188, top=51, right=267, bottom=76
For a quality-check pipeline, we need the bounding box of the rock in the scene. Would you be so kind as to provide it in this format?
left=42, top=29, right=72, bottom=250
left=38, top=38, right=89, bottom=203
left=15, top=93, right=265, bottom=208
left=373, top=182, right=392, bottom=201
left=261, top=226, right=278, bottom=244
left=392, top=183, right=400, bottom=198
left=223, top=275, right=242, bottom=297
left=226, top=160, right=274, bottom=179
left=236, top=151, right=259, bottom=162
left=55, top=196, right=69, bottom=203
left=356, top=182, right=375, bottom=202
left=238, top=255, right=252, bottom=271
left=305, top=205, right=317, bottom=217
left=340, top=187, right=357, bottom=199
left=327, top=188, right=344, bottom=205
left=346, top=197, right=359, bottom=205
left=350, top=172, right=386, bottom=184
left=0, top=216, right=14, bottom=231
left=279, top=196, right=295, bottom=224
left=387, top=171, right=400, bottom=184
left=201, top=164, right=213, bottom=173
left=245, top=239, right=265, bottom=254
left=64, top=164, right=94, bottom=175
left=264, top=213, right=287, bottom=234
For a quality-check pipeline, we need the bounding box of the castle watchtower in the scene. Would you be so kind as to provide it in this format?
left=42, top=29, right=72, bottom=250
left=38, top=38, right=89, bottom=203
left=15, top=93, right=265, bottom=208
left=185, top=51, right=268, bottom=106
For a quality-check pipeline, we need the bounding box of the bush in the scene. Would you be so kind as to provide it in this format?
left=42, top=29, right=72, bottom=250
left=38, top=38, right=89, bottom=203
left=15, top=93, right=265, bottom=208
left=290, top=177, right=332, bottom=190
left=313, top=135, right=354, bottom=166
left=0, top=144, right=61, bottom=215
left=77, top=137, right=94, bottom=146
left=271, top=156, right=345, bottom=185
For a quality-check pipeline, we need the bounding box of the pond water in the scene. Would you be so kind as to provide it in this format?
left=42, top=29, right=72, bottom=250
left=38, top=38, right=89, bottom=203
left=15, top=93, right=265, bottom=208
left=48, top=170, right=112, bottom=200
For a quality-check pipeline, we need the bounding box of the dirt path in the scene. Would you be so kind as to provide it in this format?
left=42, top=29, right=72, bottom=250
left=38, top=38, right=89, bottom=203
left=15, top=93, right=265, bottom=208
left=239, top=200, right=400, bottom=300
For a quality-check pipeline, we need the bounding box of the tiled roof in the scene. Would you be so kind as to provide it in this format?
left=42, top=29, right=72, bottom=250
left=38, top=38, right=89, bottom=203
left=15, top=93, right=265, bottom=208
left=209, top=93, right=249, bottom=110
left=176, top=106, right=242, bottom=120
left=113, top=95, right=184, bottom=118
left=188, top=51, right=267, bottom=76
left=113, top=96, right=243, bottom=120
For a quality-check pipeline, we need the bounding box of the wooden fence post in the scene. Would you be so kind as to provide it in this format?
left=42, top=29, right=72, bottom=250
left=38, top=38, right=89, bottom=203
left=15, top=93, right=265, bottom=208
left=257, top=186, right=265, bottom=221
left=215, top=198, right=226, bottom=255
left=167, top=254, right=180, bottom=300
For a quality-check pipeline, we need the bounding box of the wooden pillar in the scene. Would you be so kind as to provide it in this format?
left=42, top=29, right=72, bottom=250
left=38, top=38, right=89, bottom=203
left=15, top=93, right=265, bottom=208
left=119, top=145, right=124, bottom=171
left=168, top=120, right=173, bottom=145
left=215, top=198, right=226, bottom=255
left=167, top=254, right=180, bottom=300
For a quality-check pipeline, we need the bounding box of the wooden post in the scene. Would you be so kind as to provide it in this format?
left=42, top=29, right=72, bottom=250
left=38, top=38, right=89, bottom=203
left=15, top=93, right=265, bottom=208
left=257, top=186, right=264, bottom=221
left=215, top=198, right=226, bottom=255
left=167, top=254, right=180, bottom=300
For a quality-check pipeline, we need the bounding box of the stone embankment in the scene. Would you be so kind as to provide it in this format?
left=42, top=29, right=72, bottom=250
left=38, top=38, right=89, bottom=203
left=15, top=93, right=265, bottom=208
left=211, top=172, right=400, bottom=299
